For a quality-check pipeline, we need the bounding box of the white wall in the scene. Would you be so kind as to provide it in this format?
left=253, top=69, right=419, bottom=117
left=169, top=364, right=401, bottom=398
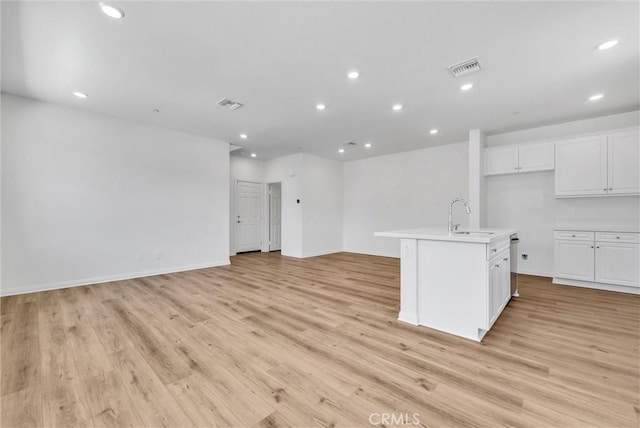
left=301, top=154, right=343, bottom=257
left=343, top=141, right=469, bottom=257
left=485, top=111, right=640, bottom=276
left=2, top=94, right=230, bottom=295
left=264, top=154, right=304, bottom=257
left=229, top=153, right=343, bottom=258
left=468, top=129, right=487, bottom=228
left=486, top=171, right=556, bottom=276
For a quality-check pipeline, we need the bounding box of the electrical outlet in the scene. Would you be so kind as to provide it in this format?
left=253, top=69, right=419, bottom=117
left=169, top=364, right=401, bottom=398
left=521, top=254, right=528, bottom=261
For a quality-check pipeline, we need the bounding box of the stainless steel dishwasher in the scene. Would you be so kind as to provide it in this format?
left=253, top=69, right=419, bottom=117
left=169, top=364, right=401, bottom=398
left=510, top=233, right=519, bottom=297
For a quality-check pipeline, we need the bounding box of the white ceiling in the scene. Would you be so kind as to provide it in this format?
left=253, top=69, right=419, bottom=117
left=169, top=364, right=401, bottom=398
left=2, top=1, right=639, bottom=161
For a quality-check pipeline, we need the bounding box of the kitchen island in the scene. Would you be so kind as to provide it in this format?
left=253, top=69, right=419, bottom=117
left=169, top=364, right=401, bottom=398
left=375, top=227, right=517, bottom=342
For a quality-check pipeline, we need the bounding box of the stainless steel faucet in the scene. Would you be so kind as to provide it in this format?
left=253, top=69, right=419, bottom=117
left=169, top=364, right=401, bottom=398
left=448, top=198, right=472, bottom=235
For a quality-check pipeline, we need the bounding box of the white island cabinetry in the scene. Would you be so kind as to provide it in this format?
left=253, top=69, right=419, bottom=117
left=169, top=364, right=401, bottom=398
left=375, top=228, right=517, bottom=342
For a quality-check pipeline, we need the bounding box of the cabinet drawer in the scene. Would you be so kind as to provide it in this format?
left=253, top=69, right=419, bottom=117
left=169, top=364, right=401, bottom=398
left=487, top=237, right=510, bottom=260
left=554, top=231, right=595, bottom=241
left=596, top=232, right=640, bottom=243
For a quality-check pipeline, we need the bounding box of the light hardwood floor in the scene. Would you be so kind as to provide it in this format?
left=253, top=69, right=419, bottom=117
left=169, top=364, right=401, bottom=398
left=1, top=252, right=639, bottom=427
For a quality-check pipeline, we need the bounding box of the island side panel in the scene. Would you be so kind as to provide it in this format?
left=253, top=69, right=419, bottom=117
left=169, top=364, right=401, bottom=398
left=417, top=240, right=488, bottom=341
left=398, top=238, right=419, bottom=324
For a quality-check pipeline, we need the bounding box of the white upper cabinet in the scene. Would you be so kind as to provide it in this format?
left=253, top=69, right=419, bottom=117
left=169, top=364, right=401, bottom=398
left=518, top=143, right=555, bottom=173
left=485, top=147, right=518, bottom=175
left=485, top=142, right=554, bottom=176
left=555, top=130, right=639, bottom=197
left=555, top=135, right=608, bottom=196
left=607, top=130, right=640, bottom=195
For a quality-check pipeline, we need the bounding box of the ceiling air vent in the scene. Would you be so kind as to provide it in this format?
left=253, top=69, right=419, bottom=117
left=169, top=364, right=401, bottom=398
left=447, top=57, right=481, bottom=78
left=217, top=98, right=245, bottom=111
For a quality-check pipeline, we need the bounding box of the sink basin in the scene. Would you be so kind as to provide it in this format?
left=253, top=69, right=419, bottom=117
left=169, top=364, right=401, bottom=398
left=454, top=231, right=495, bottom=236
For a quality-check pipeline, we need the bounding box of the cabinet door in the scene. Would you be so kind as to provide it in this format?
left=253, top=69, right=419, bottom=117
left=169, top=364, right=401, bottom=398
left=608, top=131, right=640, bottom=195
left=499, top=253, right=511, bottom=306
left=554, top=240, right=595, bottom=281
left=485, top=147, right=519, bottom=175
left=595, top=242, right=639, bottom=287
left=488, top=261, right=500, bottom=326
left=518, top=142, right=555, bottom=173
left=555, top=136, right=607, bottom=197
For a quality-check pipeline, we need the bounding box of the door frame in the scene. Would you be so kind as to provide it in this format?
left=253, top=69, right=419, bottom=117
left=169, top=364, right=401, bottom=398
left=265, top=182, right=282, bottom=252
left=233, top=179, right=263, bottom=254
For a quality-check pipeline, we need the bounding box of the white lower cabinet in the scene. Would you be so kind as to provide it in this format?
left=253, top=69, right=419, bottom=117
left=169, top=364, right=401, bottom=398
left=488, top=250, right=510, bottom=327
left=595, top=242, right=640, bottom=287
left=554, top=240, right=595, bottom=281
left=554, top=230, right=640, bottom=291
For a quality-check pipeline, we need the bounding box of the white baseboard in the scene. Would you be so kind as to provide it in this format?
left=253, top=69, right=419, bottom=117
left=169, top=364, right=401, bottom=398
left=398, top=311, right=419, bottom=325
left=0, top=259, right=231, bottom=297
left=342, top=247, right=399, bottom=258
left=517, top=267, right=552, bottom=277
left=301, top=249, right=343, bottom=258
left=553, top=277, right=640, bottom=295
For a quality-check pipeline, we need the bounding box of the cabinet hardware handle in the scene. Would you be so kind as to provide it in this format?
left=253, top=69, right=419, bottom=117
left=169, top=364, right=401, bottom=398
left=596, top=246, right=600, bottom=249
left=603, top=188, right=607, bottom=191
left=590, top=246, right=594, bottom=248
left=491, top=249, right=497, bottom=252
left=571, top=234, right=576, bottom=237
left=496, top=264, right=500, bottom=268
left=616, top=236, right=620, bottom=239
left=503, top=257, right=509, bottom=261
left=609, top=188, right=613, bottom=191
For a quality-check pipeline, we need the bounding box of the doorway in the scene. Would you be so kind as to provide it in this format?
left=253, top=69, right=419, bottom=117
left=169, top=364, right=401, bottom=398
left=268, top=182, right=282, bottom=251
left=235, top=180, right=262, bottom=253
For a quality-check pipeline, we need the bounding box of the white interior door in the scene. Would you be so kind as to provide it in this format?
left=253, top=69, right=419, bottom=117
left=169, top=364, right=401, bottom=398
left=269, top=183, right=282, bottom=251
left=236, top=181, right=262, bottom=253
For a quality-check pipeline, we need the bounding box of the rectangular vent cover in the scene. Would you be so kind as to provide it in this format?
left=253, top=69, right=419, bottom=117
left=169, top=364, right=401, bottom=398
left=448, top=58, right=481, bottom=77
left=217, top=98, right=245, bottom=110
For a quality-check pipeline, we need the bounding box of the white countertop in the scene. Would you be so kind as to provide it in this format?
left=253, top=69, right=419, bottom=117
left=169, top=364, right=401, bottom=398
left=374, top=227, right=517, bottom=243
left=555, top=225, right=639, bottom=233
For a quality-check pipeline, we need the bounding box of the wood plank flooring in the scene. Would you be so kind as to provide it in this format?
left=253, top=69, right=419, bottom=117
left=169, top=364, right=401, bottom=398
left=1, top=252, right=639, bottom=427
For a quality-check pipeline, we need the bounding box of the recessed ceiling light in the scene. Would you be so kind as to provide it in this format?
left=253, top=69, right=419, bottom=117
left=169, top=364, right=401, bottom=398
left=589, top=93, right=604, bottom=101
left=347, top=71, right=359, bottom=79
left=99, top=2, right=125, bottom=19
left=364, top=142, right=372, bottom=148
left=460, top=83, right=473, bottom=91
left=429, top=129, right=438, bottom=135
left=240, top=134, right=248, bottom=139
left=338, top=148, right=345, bottom=153
left=392, top=104, right=403, bottom=111
left=598, top=40, right=618, bottom=50
left=73, top=91, right=88, bottom=98
left=250, top=153, right=257, bottom=158
left=316, top=104, right=326, bottom=110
